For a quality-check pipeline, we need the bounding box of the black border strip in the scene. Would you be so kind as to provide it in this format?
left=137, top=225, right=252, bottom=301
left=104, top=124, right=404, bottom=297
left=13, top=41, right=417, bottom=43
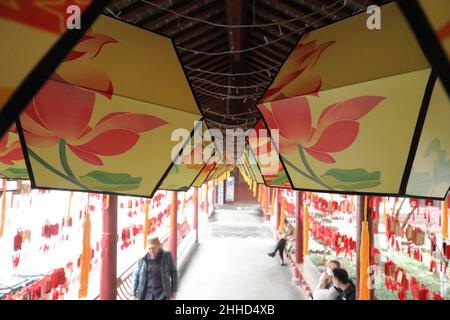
left=207, top=163, right=220, bottom=182
left=160, top=148, right=213, bottom=191
left=399, top=71, right=437, bottom=194
left=241, top=150, right=256, bottom=182
left=27, top=180, right=446, bottom=200
left=191, top=151, right=216, bottom=188
left=0, top=0, right=111, bottom=137
left=397, top=0, right=450, bottom=97
left=247, top=143, right=268, bottom=185
left=15, top=119, right=36, bottom=187
left=405, top=186, right=450, bottom=201
left=257, top=111, right=296, bottom=189
left=189, top=162, right=210, bottom=189
left=245, top=142, right=266, bottom=185
left=17, top=114, right=203, bottom=199
left=203, top=162, right=219, bottom=183
left=210, top=163, right=225, bottom=181
left=101, top=11, right=209, bottom=123
left=151, top=117, right=203, bottom=195
left=253, top=2, right=448, bottom=200
left=287, top=185, right=448, bottom=201
left=247, top=121, right=272, bottom=186
left=247, top=119, right=293, bottom=188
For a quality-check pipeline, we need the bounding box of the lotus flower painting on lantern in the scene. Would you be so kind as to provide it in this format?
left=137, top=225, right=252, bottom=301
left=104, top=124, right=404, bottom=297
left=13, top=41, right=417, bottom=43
left=160, top=121, right=213, bottom=191
left=417, top=0, right=450, bottom=64
left=192, top=161, right=216, bottom=188
left=248, top=119, right=292, bottom=188
left=246, top=147, right=265, bottom=185
left=0, top=125, right=28, bottom=179
left=406, top=79, right=450, bottom=199
left=257, top=2, right=445, bottom=197
left=18, top=15, right=202, bottom=197
left=0, top=0, right=93, bottom=115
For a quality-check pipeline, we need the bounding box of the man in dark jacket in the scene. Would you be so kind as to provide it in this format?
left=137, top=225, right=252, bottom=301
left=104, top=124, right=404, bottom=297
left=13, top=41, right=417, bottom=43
left=332, top=268, right=356, bottom=300
left=130, top=236, right=177, bottom=300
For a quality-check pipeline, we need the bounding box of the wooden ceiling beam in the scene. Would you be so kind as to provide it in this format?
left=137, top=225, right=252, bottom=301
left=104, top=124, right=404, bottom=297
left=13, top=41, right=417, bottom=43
left=245, top=38, right=284, bottom=65
left=244, top=14, right=298, bottom=47
left=184, top=53, right=227, bottom=70
left=225, top=0, right=245, bottom=63
left=280, top=0, right=345, bottom=23
left=247, top=31, right=292, bottom=55
left=181, top=39, right=228, bottom=64
left=180, top=31, right=228, bottom=53
left=175, top=18, right=226, bottom=45
left=141, top=0, right=219, bottom=31
left=118, top=0, right=168, bottom=22
left=154, top=2, right=224, bottom=36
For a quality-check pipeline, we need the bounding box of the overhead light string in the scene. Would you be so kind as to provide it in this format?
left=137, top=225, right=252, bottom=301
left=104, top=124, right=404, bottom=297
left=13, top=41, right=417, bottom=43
left=141, top=0, right=344, bottom=29
left=174, top=0, right=347, bottom=56
left=184, top=64, right=282, bottom=77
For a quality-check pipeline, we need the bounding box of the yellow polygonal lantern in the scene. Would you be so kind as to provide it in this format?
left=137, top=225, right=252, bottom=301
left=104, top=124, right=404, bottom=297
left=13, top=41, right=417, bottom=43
left=258, top=2, right=449, bottom=199
left=14, top=14, right=203, bottom=197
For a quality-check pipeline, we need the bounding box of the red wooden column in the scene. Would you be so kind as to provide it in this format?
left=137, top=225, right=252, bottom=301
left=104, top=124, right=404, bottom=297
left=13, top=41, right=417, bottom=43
left=193, top=187, right=199, bottom=242
left=295, top=191, right=304, bottom=265
left=169, top=191, right=178, bottom=263
left=100, top=194, right=118, bottom=300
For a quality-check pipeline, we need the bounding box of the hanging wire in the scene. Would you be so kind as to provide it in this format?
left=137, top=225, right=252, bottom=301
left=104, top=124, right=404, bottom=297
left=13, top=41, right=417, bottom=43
left=193, top=85, right=261, bottom=100
left=104, top=7, right=122, bottom=18
left=175, top=0, right=347, bottom=56
left=205, top=118, right=258, bottom=130
left=203, top=109, right=261, bottom=121
left=190, top=76, right=270, bottom=89
left=185, top=64, right=281, bottom=77
left=141, top=0, right=343, bottom=29
left=102, top=0, right=368, bottom=76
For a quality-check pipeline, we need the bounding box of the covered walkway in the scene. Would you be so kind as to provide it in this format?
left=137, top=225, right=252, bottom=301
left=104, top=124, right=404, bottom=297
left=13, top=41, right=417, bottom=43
left=177, top=204, right=305, bottom=300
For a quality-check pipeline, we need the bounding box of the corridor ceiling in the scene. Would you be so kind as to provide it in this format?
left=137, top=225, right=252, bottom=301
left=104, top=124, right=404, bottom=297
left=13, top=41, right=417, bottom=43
left=103, top=0, right=391, bottom=135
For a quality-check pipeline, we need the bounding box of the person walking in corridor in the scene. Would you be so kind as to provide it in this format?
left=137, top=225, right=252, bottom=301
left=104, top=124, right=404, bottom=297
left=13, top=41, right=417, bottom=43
left=130, top=236, right=178, bottom=300
left=268, top=219, right=293, bottom=266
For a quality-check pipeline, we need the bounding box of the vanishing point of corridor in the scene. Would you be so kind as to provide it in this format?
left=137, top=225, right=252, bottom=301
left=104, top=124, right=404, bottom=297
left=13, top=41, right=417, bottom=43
left=177, top=204, right=305, bottom=300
